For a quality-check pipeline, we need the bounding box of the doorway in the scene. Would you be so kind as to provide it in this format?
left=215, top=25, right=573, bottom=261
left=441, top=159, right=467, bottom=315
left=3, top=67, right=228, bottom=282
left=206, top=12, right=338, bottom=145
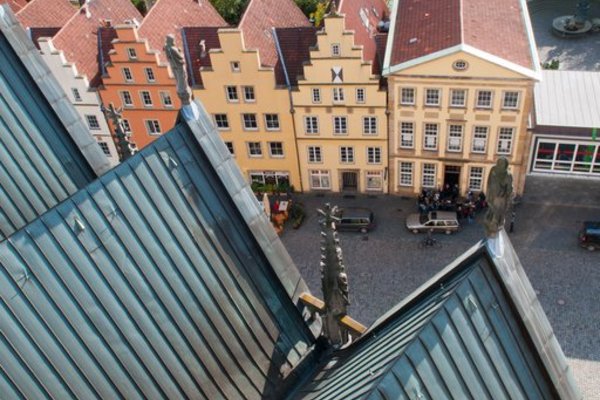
left=341, top=171, right=358, bottom=191
left=443, top=165, right=461, bottom=190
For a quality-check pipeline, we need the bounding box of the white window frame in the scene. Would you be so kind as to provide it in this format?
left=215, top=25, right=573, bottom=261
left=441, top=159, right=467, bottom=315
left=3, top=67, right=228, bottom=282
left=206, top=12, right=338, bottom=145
left=225, top=141, right=235, bottom=155
left=476, top=90, right=493, bottom=108
left=422, top=163, right=436, bottom=188
left=122, top=67, right=133, bottom=82
left=230, top=61, right=240, bottom=72
left=98, top=141, right=111, bottom=156
left=400, top=87, right=415, bottom=105
left=264, top=114, right=280, bottom=131
left=340, top=146, right=354, bottom=163
left=85, top=115, right=101, bottom=130
left=502, top=91, right=520, bottom=109
left=126, top=47, right=137, bottom=59
left=497, top=127, right=514, bottom=154
left=225, top=86, right=238, bottom=102
left=424, top=88, right=441, bottom=106
left=120, top=90, right=133, bottom=107
left=367, top=147, right=381, bottom=164
left=304, top=116, right=319, bottom=134
left=447, top=125, right=464, bottom=152
left=269, top=142, right=284, bottom=158
left=356, top=88, right=366, bottom=104
left=140, top=90, right=153, bottom=107
left=242, top=113, right=258, bottom=131
left=450, top=89, right=466, bottom=107
left=122, top=119, right=131, bottom=133
left=423, top=123, right=438, bottom=150
left=214, top=114, right=229, bottom=130
left=145, top=119, right=161, bottom=135
left=72, top=88, right=82, bottom=102
left=243, top=86, right=255, bottom=102
left=333, top=87, right=345, bottom=103
left=311, top=88, right=321, bottom=104
left=366, top=171, right=383, bottom=191
left=160, top=91, right=173, bottom=108
left=400, top=122, right=414, bottom=148
left=472, top=126, right=488, bottom=153
left=308, top=146, right=322, bottom=163
left=310, top=170, right=331, bottom=189
left=468, top=166, right=484, bottom=191
left=331, top=43, right=341, bottom=57
left=362, top=116, right=377, bottom=135
left=333, top=116, right=348, bottom=135
left=144, top=67, right=156, bottom=82
left=247, top=142, right=262, bottom=157
left=399, top=162, right=413, bottom=186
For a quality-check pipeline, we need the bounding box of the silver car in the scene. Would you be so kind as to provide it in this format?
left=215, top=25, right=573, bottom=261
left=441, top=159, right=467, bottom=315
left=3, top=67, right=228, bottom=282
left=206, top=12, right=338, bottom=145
left=406, top=211, right=460, bottom=234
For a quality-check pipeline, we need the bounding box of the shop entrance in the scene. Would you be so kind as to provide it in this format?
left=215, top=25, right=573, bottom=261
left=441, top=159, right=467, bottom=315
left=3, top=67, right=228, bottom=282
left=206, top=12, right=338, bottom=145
left=341, top=171, right=358, bottom=191
left=444, top=165, right=461, bottom=190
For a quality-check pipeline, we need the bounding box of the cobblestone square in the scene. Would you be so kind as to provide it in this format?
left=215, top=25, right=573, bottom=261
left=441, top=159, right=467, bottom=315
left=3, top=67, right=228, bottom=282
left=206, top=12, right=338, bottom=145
left=281, top=175, right=600, bottom=398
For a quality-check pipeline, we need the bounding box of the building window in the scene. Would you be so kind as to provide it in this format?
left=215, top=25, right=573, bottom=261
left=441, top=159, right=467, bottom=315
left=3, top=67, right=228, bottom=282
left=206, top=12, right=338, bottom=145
left=400, top=87, right=415, bottom=105
left=450, top=89, right=466, bottom=107
left=400, top=122, right=414, bottom=148
left=453, top=60, right=468, bottom=70
left=425, top=88, right=441, bottom=106
left=310, top=170, right=330, bottom=189
left=145, top=120, right=161, bottom=135
left=144, top=67, right=155, bottom=82
left=72, top=88, right=82, bottom=102
left=98, top=141, right=111, bottom=156
left=225, top=141, right=234, bottom=155
left=242, top=114, right=258, bottom=130
left=447, top=125, right=463, bottom=152
left=362, top=116, right=377, bottom=135
left=122, top=67, right=133, bottom=82
left=331, top=43, right=340, bottom=57
left=502, top=91, right=520, bottom=109
left=333, top=116, right=348, bottom=135
left=250, top=171, right=290, bottom=185
left=367, top=147, right=381, bottom=164
left=225, top=86, right=238, bottom=102
left=247, top=142, right=262, bottom=157
left=120, top=90, right=133, bottom=107
left=476, top=90, right=493, bottom=108
left=264, top=114, right=280, bottom=130
left=422, top=163, right=436, bottom=188
left=304, top=116, right=319, bottom=134
left=308, top=146, right=322, bottom=163
left=122, top=119, right=131, bottom=133
left=214, top=114, right=229, bottom=129
left=340, top=146, right=354, bottom=163
left=366, top=171, right=383, bottom=191
left=312, top=88, right=321, bottom=104
left=85, top=115, right=101, bottom=130
left=230, top=61, right=240, bottom=72
left=243, top=86, right=255, bottom=102
left=333, top=87, right=344, bottom=103
left=160, top=91, right=173, bottom=107
left=269, top=142, right=284, bottom=157
left=399, top=162, right=413, bottom=186
left=140, top=91, right=153, bottom=106
left=468, top=167, right=484, bottom=191
left=497, top=127, right=514, bottom=154
left=423, top=123, right=438, bottom=150
left=126, top=48, right=137, bottom=59
left=356, top=88, right=366, bottom=104
left=472, top=126, right=488, bottom=153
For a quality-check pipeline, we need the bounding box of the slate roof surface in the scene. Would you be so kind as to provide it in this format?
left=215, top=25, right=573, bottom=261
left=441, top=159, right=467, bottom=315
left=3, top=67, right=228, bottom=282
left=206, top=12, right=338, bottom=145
left=239, top=0, right=310, bottom=68
left=16, top=0, right=74, bottom=28
left=388, top=0, right=534, bottom=70
left=294, top=244, right=563, bottom=400
left=273, top=26, right=317, bottom=87
left=51, top=0, right=141, bottom=87
left=138, top=0, right=225, bottom=64
left=338, top=0, right=388, bottom=74
left=181, top=26, right=222, bottom=87
left=28, top=26, right=59, bottom=48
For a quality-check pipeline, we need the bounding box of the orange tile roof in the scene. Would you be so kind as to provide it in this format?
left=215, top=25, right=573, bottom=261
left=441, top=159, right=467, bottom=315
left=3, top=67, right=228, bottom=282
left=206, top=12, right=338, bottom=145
left=389, top=0, right=534, bottom=70
left=338, top=0, right=389, bottom=74
left=138, top=0, right=226, bottom=62
left=16, top=0, right=75, bottom=28
left=239, top=0, right=310, bottom=67
left=52, top=0, right=142, bottom=87
left=1, top=0, right=28, bottom=13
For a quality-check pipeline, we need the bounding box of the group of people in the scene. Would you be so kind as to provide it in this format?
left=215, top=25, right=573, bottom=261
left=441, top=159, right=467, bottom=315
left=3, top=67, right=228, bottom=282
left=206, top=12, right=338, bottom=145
left=417, top=185, right=487, bottom=222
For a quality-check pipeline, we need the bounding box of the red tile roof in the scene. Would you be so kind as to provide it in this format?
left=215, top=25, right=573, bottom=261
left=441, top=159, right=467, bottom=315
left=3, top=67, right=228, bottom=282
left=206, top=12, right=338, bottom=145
left=1, top=0, right=29, bottom=13
left=138, top=0, right=226, bottom=63
left=338, top=0, right=389, bottom=74
left=389, top=0, right=534, bottom=70
left=181, top=26, right=222, bottom=87
left=52, top=0, right=142, bottom=87
left=273, top=26, right=317, bottom=86
left=16, top=0, right=75, bottom=28
left=239, top=0, right=310, bottom=68
left=29, top=26, right=60, bottom=48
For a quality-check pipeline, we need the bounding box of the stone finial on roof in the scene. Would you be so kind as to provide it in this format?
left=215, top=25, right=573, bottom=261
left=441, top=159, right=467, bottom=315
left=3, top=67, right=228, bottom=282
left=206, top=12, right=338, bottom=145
left=317, top=203, right=350, bottom=346
left=484, top=157, right=513, bottom=238
left=164, top=34, right=191, bottom=105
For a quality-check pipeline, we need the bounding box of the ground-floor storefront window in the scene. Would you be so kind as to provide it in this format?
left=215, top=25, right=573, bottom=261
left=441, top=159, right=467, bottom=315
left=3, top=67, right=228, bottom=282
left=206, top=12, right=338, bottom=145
left=365, top=171, right=383, bottom=191
left=249, top=171, right=290, bottom=186
left=532, top=138, right=600, bottom=175
left=310, top=170, right=330, bottom=190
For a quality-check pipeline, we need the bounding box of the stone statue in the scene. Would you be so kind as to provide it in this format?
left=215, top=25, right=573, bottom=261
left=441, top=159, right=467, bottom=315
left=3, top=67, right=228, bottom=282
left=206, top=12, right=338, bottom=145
left=484, top=157, right=513, bottom=237
left=317, top=203, right=349, bottom=346
left=101, top=102, right=136, bottom=161
left=164, top=34, right=191, bottom=105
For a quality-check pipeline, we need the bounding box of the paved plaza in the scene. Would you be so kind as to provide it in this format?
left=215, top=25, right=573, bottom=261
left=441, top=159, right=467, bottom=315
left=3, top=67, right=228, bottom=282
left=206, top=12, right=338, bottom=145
left=281, top=175, right=600, bottom=398
left=528, top=0, right=600, bottom=70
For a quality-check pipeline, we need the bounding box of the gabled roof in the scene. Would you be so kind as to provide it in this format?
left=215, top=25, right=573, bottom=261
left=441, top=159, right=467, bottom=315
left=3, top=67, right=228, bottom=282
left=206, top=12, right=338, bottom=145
left=338, top=0, right=389, bottom=75
left=16, top=0, right=74, bottom=28
left=181, top=26, right=222, bottom=87
left=51, top=0, right=142, bottom=87
left=273, top=26, right=317, bottom=87
left=384, top=0, right=539, bottom=78
left=0, top=0, right=28, bottom=13
left=293, top=232, right=581, bottom=399
left=239, top=0, right=310, bottom=68
left=137, top=0, right=225, bottom=63
left=97, top=25, right=117, bottom=76
left=0, top=5, right=109, bottom=241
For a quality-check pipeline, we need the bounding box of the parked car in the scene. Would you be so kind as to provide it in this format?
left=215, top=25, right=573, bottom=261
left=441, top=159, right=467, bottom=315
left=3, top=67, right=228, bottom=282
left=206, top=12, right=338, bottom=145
left=406, top=211, right=460, bottom=234
left=579, top=221, right=600, bottom=251
left=335, top=207, right=375, bottom=233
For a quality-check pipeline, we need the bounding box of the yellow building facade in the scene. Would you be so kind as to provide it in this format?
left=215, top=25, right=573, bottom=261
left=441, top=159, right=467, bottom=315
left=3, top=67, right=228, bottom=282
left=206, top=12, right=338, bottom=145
left=292, top=15, right=388, bottom=193
left=386, top=52, right=536, bottom=196
left=192, top=29, right=302, bottom=191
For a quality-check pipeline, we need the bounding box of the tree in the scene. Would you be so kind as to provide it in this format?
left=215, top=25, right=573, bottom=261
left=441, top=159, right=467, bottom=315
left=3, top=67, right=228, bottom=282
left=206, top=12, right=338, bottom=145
left=209, top=0, right=249, bottom=25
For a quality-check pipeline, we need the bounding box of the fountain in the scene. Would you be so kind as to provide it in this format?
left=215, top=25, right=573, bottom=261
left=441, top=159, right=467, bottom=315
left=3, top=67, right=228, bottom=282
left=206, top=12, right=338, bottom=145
left=552, top=0, right=594, bottom=36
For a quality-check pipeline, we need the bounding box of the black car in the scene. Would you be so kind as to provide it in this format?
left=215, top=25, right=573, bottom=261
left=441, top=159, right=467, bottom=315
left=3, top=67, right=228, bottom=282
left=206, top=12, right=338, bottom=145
left=579, top=221, right=600, bottom=251
left=335, top=207, right=375, bottom=233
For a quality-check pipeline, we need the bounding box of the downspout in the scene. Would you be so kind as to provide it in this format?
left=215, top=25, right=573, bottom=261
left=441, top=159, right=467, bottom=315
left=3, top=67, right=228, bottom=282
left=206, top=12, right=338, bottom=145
left=272, top=27, right=304, bottom=193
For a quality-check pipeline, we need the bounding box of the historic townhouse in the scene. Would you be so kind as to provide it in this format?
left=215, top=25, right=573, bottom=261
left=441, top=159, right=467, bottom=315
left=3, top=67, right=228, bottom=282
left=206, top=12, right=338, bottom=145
left=383, top=0, right=540, bottom=196
left=282, top=0, right=389, bottom=193
left=99, top=0, right=226, bottom=149
left=38, top=0, right=142, bottom=166
left=190, top=0, right=309, bottom=191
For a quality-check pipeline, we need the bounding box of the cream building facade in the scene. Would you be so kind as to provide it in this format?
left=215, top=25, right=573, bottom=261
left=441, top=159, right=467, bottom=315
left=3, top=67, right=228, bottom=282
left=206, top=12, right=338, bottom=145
left=290, top=14, right=388, bottom=193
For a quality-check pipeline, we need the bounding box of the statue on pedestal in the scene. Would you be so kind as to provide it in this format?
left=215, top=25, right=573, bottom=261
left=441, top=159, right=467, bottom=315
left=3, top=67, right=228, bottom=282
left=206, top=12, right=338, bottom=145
left=101, top=103, right=137, bottom=161
left=164, top=34, right=191, bottom=105
left=484, top=157, right=513, bottom=238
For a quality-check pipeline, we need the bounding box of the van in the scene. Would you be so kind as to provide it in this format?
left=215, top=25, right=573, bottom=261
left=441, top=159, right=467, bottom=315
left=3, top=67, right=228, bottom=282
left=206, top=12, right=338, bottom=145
left=579, top=221, right=600, bottom=251
left=335, top=207, right=375, bottom=233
